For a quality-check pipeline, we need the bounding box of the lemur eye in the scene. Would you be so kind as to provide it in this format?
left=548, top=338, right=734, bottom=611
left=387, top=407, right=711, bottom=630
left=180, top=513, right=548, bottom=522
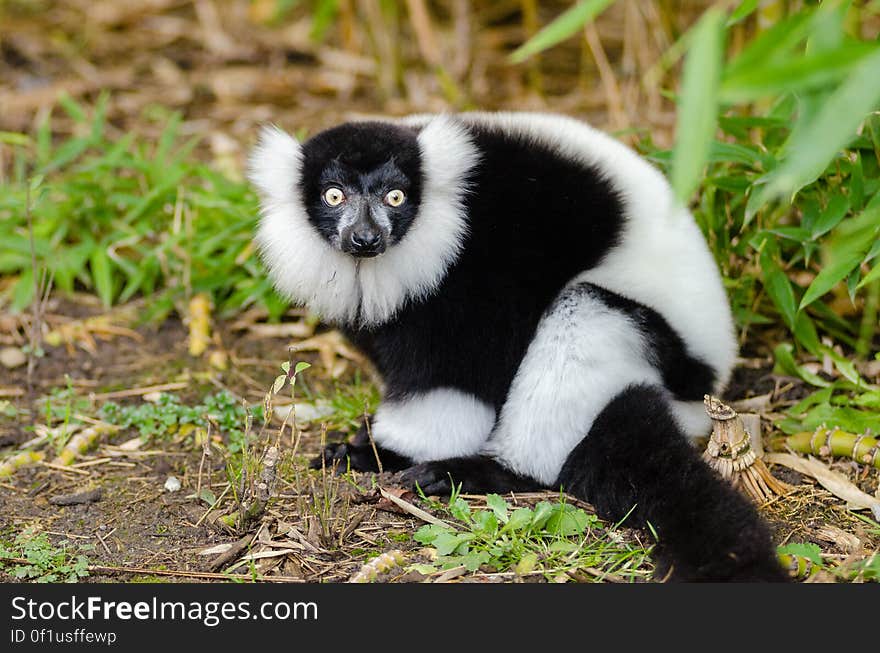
left=323, top=187, right=345, bottom=206
left=385, top=189, right=406, bottom=207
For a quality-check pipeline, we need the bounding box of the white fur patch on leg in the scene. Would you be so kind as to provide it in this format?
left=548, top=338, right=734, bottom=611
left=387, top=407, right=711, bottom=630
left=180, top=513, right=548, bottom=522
left=371, top=388, right=496, bottom=462
left=671, top=399, right=712, bottom=439
left=484, top=288, right=662, bottom=485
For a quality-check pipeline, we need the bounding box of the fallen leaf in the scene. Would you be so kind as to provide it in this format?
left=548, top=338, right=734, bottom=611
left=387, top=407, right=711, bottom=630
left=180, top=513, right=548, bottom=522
left=197, top=542, right=234, bottom=556
left=811, top=525, right=862, bottom=553
left=765, top=453, right=880, bottom=512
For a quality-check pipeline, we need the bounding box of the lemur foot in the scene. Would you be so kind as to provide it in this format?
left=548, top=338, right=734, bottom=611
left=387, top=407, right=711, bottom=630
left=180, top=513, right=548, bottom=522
left=309, top=441, right=412, bottom=473
left=398, top=456, right=542, bottom=496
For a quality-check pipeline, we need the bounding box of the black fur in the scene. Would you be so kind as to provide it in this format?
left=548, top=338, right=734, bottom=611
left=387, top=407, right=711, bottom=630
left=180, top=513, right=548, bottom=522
left=311, top=420, right=413, bottom=473
left=573, top=283, right=716, bottom=401
left=289, top=119, right=784, bottom=581
left=399, top=457, right=542, bottom=496
left=344, top=124, right=629, bottom=410
left=300, top=122, right=423, bottom=246
left=556, top=384, right=788, bottom=581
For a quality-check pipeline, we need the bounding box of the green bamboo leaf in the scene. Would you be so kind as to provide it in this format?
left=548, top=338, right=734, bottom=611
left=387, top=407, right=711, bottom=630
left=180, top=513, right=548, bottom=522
left=821, top=345, right=864, bottom=386
left=726, top=0, right=759, bottom=26
left=708, top=141, right=775, bottom=168
left=805, top=0, right=846, bottom=54
left=866, top=238, right=880, bottom=263
left=89, top=247, right=115, bottom=308
left=793, top=312, right=820, bottom=355
left=811, top=194, right=849, bottom=240
left=766, top=226, right=810, bottom=243
left=799, top=252, right=863, bottom=310
left=721, top=42, right=880, bottom=103
left=846, top=263, right=861, bottom=301
left=758, top=46, right=880, bottom=201
left=509, top=0, right=616, bottom=64
left=670, top=8, right=724, bottom=202
left=773, top=343, right=831, bottom=388
left=724, top=10, right=814, bottom=78
left=856, top=259, right=880, bottom=289
left=760, top=255, right=798, bottom=331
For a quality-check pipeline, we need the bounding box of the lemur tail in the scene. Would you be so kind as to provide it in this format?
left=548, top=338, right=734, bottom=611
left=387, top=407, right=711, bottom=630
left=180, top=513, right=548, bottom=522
left=556, top=383, right=789, bottom=582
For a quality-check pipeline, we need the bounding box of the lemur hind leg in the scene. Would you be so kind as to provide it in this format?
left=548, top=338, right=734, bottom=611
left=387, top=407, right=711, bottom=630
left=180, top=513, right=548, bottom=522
left=557, top=383, right=788, bottom=582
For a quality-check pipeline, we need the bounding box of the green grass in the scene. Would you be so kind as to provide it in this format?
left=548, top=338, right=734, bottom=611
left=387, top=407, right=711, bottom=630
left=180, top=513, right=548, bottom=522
left=636, top=2, right=880, bottom=437
left=412, top=488, right=653, bottom=582
left=0, top=93, right=285, bottom=322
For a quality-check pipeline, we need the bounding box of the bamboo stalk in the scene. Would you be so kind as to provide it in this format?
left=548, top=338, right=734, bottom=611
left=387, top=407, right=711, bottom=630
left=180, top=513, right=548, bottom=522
left=769, top=428, right=880, bottom=469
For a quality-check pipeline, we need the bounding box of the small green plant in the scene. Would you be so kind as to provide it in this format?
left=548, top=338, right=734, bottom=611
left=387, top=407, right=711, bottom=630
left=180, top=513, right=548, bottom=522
left=0, top=528, right=90, bottom=583
left=99, top=390, right=262, bottom=451
left=41, top=375, right=85, bottom=454
left=327, top=377, right=381, bottom=432
left=777, top=539, right=880, bottom=582
left=412, top=491, right=651, bottom=581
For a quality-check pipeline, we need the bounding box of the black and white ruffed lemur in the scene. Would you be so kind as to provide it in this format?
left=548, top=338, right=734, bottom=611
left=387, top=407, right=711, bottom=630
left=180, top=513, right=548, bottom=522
left=248, top=112, right=787, bottom=581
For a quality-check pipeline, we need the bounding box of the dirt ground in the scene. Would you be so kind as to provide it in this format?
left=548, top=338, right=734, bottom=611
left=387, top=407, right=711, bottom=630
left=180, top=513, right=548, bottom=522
left=0, top=295, right=878, bottom=583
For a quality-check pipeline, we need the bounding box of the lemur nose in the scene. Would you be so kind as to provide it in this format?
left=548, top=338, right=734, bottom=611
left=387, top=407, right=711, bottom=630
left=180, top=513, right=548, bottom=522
left=351, top=230, right=381, bottom=248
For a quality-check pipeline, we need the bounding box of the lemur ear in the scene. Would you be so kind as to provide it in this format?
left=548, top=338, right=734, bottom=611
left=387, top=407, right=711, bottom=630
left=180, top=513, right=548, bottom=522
left=247, top=125, right=304, bottom=202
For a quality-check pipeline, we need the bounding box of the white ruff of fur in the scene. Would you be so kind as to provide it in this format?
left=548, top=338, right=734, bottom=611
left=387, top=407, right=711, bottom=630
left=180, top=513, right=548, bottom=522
left=372, top=388, right=496, bottom=462
left=457, top=112, right=738, bottom=392
left=249, top=118, right=479, bottom=326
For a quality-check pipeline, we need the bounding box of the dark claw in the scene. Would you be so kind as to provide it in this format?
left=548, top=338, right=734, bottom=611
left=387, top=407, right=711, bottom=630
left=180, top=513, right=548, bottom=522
left=398, top=456, right=542, bottom=495
left=309, top=442, right=356, bottom=472
left=398, top=462, right=454, bottom=496
left=309, top=440, right=414, bottom=473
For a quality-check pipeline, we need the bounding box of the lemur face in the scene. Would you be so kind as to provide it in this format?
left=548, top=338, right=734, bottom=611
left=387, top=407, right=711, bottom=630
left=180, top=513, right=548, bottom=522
left=300, top=123, right=423, bottom=258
